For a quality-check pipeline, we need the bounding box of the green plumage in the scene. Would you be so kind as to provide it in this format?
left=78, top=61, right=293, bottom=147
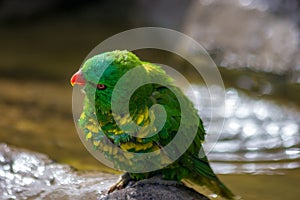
left=76, top=50, right=234, bottom=199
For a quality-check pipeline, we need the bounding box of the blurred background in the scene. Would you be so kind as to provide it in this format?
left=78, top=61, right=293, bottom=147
left=0, top=0, right=300, bottom=199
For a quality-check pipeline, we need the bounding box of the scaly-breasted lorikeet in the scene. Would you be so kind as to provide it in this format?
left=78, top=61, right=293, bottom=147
left=71, top=50, right=234, bottom=199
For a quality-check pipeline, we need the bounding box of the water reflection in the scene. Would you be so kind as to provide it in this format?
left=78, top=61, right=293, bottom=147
left=186, top=85, right=300, bottom=174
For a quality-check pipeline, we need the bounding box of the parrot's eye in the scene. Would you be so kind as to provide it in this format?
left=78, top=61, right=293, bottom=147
left=97, top=84, right=106, bottom=90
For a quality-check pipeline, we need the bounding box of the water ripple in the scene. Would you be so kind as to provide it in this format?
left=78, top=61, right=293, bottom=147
left=186, top=85, right=300, bottom=174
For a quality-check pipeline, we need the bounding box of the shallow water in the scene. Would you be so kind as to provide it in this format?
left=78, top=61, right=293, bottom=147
left=186, top=85, right=300, bottom=175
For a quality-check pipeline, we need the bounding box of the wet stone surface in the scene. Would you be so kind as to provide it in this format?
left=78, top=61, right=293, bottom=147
left=0, top=143, right=118, bottom=200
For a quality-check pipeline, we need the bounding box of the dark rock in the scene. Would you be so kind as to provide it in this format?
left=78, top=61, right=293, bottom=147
left=101, top=177, right=209, bottom=200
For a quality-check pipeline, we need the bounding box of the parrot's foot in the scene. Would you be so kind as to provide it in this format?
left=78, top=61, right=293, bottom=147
left=108, top=173, right=135, bottom=194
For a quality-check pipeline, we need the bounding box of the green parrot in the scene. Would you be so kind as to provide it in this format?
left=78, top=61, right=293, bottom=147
left=71, top=50, right=234, bottom=199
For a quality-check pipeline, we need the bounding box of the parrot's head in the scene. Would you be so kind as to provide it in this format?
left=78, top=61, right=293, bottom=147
left=71, top=50, right=143, bottom=113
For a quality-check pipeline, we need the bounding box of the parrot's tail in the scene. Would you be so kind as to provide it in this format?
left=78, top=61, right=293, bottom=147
left=180, top=155, right=235, bottom=200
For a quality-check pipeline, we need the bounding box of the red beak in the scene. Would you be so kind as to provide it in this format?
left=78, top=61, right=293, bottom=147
left=71, top=71, right=86, bottom=86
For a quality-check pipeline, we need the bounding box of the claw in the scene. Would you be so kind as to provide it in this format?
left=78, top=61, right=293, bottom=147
left=108, top=173, right=134, bottom=194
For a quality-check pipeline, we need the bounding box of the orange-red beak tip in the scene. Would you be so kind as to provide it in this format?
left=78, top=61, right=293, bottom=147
left=71, top=71, right=86, bottom=86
